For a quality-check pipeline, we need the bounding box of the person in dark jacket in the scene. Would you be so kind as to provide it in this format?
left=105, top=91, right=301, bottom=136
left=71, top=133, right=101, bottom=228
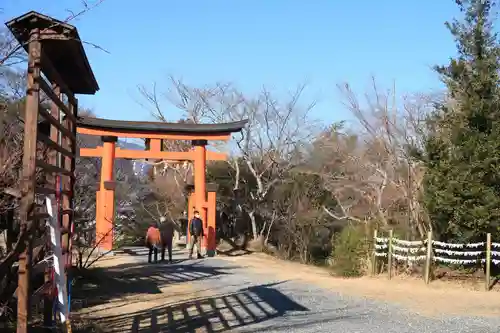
left=159, top=216, right=175, bottom=263
left=188, top=210, right=204, bottom=259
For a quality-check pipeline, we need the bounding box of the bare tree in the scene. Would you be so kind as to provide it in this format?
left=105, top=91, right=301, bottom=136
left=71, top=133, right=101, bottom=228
left=0, top=27, right=26, bottom=68
left=314, top=79, right=433, bottom=238
left=271, top=173, right=328, bottom=263
left=0, top=69, right=25, bottom=267
left=140, top=170, right=186, bottom=225
left=139, top=77, right=317, bottom=241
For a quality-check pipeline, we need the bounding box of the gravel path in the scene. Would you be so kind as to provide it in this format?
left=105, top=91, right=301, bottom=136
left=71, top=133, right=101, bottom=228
left=92, top=248, right=500, bottom=333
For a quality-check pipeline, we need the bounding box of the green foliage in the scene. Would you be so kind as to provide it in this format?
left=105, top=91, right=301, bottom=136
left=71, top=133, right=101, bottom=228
left=331, top=224, right=367, bottom=277
left=423, top=0, right=500, bottom=242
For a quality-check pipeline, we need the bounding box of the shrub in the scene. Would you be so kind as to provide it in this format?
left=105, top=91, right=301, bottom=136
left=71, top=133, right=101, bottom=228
left=331, top=224, right=368, bottom=277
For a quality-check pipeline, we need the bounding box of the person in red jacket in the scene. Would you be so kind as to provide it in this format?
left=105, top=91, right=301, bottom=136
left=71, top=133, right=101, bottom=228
left=145, top=223, right=161, bottom=263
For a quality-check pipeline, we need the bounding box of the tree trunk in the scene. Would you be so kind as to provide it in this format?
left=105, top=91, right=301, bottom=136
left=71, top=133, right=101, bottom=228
left=249, top=210, right=258, bottom=240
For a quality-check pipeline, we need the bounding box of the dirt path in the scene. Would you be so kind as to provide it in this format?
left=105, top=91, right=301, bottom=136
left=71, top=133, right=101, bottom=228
left=72, top=249, right=500, bottom=333
left=220, top=253, right=500, bottom=318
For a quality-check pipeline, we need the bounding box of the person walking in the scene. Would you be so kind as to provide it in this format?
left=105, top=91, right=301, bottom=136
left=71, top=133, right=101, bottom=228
left=188, top=210, right=204, bottom=259
left=145, top=222, right=161, bottom=263
left=159, top=216, right=175, bottom=263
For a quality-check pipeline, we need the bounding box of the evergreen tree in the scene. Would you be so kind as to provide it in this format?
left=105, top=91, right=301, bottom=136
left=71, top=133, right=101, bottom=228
left=423, top=0, right=500, bottom=242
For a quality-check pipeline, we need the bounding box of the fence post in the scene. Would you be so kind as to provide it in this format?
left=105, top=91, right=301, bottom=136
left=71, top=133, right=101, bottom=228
left=372, top=229, right=378, bottom=276
left=388, top=230, right=393, bottom=280
left=485, top=233, right=491, bottom=291
left=424, top=231, right=433, bottom=284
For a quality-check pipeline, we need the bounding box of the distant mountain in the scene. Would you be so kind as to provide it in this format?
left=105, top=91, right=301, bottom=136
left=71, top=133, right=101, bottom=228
left=117, top=140, right=144, bottom=150
left=117, top=140, right=152, bottom=177
left=77, top=135, right=150, bottom=177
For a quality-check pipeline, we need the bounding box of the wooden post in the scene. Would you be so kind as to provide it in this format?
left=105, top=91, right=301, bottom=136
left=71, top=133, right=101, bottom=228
left=17, top=28, right=41, bottom=333
left=70, top=99, right=78, bottom=255
left=387, top=230, right=393, bottom=279
left=424, top=231, right=433, bottom=284
left=63, top=98, right=77, bottom=267
left=372, top=229, right=378, bottom=276
left=485, top=233, right=491, bottom=291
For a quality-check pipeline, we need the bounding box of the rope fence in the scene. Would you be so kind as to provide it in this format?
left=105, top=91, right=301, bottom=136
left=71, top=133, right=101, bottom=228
left=372, top=230, right=500, bottom=291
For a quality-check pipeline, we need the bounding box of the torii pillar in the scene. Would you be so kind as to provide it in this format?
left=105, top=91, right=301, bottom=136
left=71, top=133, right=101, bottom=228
left=192, top=140, right=208, bottom=246
left=192, top=139, right=217, bottom=256
left=96, top=136, right=117, bottom=252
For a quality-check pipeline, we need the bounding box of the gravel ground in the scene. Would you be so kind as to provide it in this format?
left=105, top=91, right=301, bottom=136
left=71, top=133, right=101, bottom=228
left=115, top=248, right=500, bottom=333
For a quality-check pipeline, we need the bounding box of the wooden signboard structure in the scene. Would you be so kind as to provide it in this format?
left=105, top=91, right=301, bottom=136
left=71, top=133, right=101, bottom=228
left=6, top=11, right=95, bottom=333
left=7, top=10, right=247, bottom=332
left=77, top=117, right=247, bottom=254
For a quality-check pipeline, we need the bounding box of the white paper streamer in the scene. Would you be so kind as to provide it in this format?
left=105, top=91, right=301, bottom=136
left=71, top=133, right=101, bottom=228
left=392, top=253, right=426, bottom=261
left=432, top=240, right=485, bottom=248
left=434, top=256, right=479, bottom=264
left=392, top=238, right=425, bottom=246
left=375, top=244, right=388, bottom=250
left=382, top=250, right=500, bottom=265
left=434, top=257, right=500, bottom=265
left=491, top=251, right=500, bottom=257
left=392, top=244, right=426, bottom=253
left=378, top=236, right=497, bottom=249
left=433, top=248, right=483, bottom=256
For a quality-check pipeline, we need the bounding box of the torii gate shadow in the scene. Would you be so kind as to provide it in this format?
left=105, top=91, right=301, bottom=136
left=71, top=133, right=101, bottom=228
left=87, top=281, right=356, bottom=332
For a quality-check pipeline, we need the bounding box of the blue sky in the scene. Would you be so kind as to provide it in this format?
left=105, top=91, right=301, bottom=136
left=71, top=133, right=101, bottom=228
left=2, top=0, right=460, bottom=125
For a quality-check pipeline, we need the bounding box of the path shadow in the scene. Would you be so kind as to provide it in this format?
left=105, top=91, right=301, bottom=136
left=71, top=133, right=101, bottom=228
left=72, top=261, right=240, bottom=309
left=217, top=237, right=253, bottom=257
left=79, top=281, right=355, bottom=333
left=120, top=247, right=185, bottom=256
left=217, top=248, right=253, bottom=257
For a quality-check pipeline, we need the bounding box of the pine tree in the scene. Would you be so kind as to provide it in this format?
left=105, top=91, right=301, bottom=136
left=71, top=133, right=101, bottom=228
left=423, top=0, right=500, bottom=242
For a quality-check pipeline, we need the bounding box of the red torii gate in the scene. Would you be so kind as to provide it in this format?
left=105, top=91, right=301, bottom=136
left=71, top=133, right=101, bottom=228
left=76, top=117, right=247, bottom=255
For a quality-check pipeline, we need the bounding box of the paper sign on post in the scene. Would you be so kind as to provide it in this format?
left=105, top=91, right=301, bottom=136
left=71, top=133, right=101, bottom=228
left=46, top=196, right=69, bottom=323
